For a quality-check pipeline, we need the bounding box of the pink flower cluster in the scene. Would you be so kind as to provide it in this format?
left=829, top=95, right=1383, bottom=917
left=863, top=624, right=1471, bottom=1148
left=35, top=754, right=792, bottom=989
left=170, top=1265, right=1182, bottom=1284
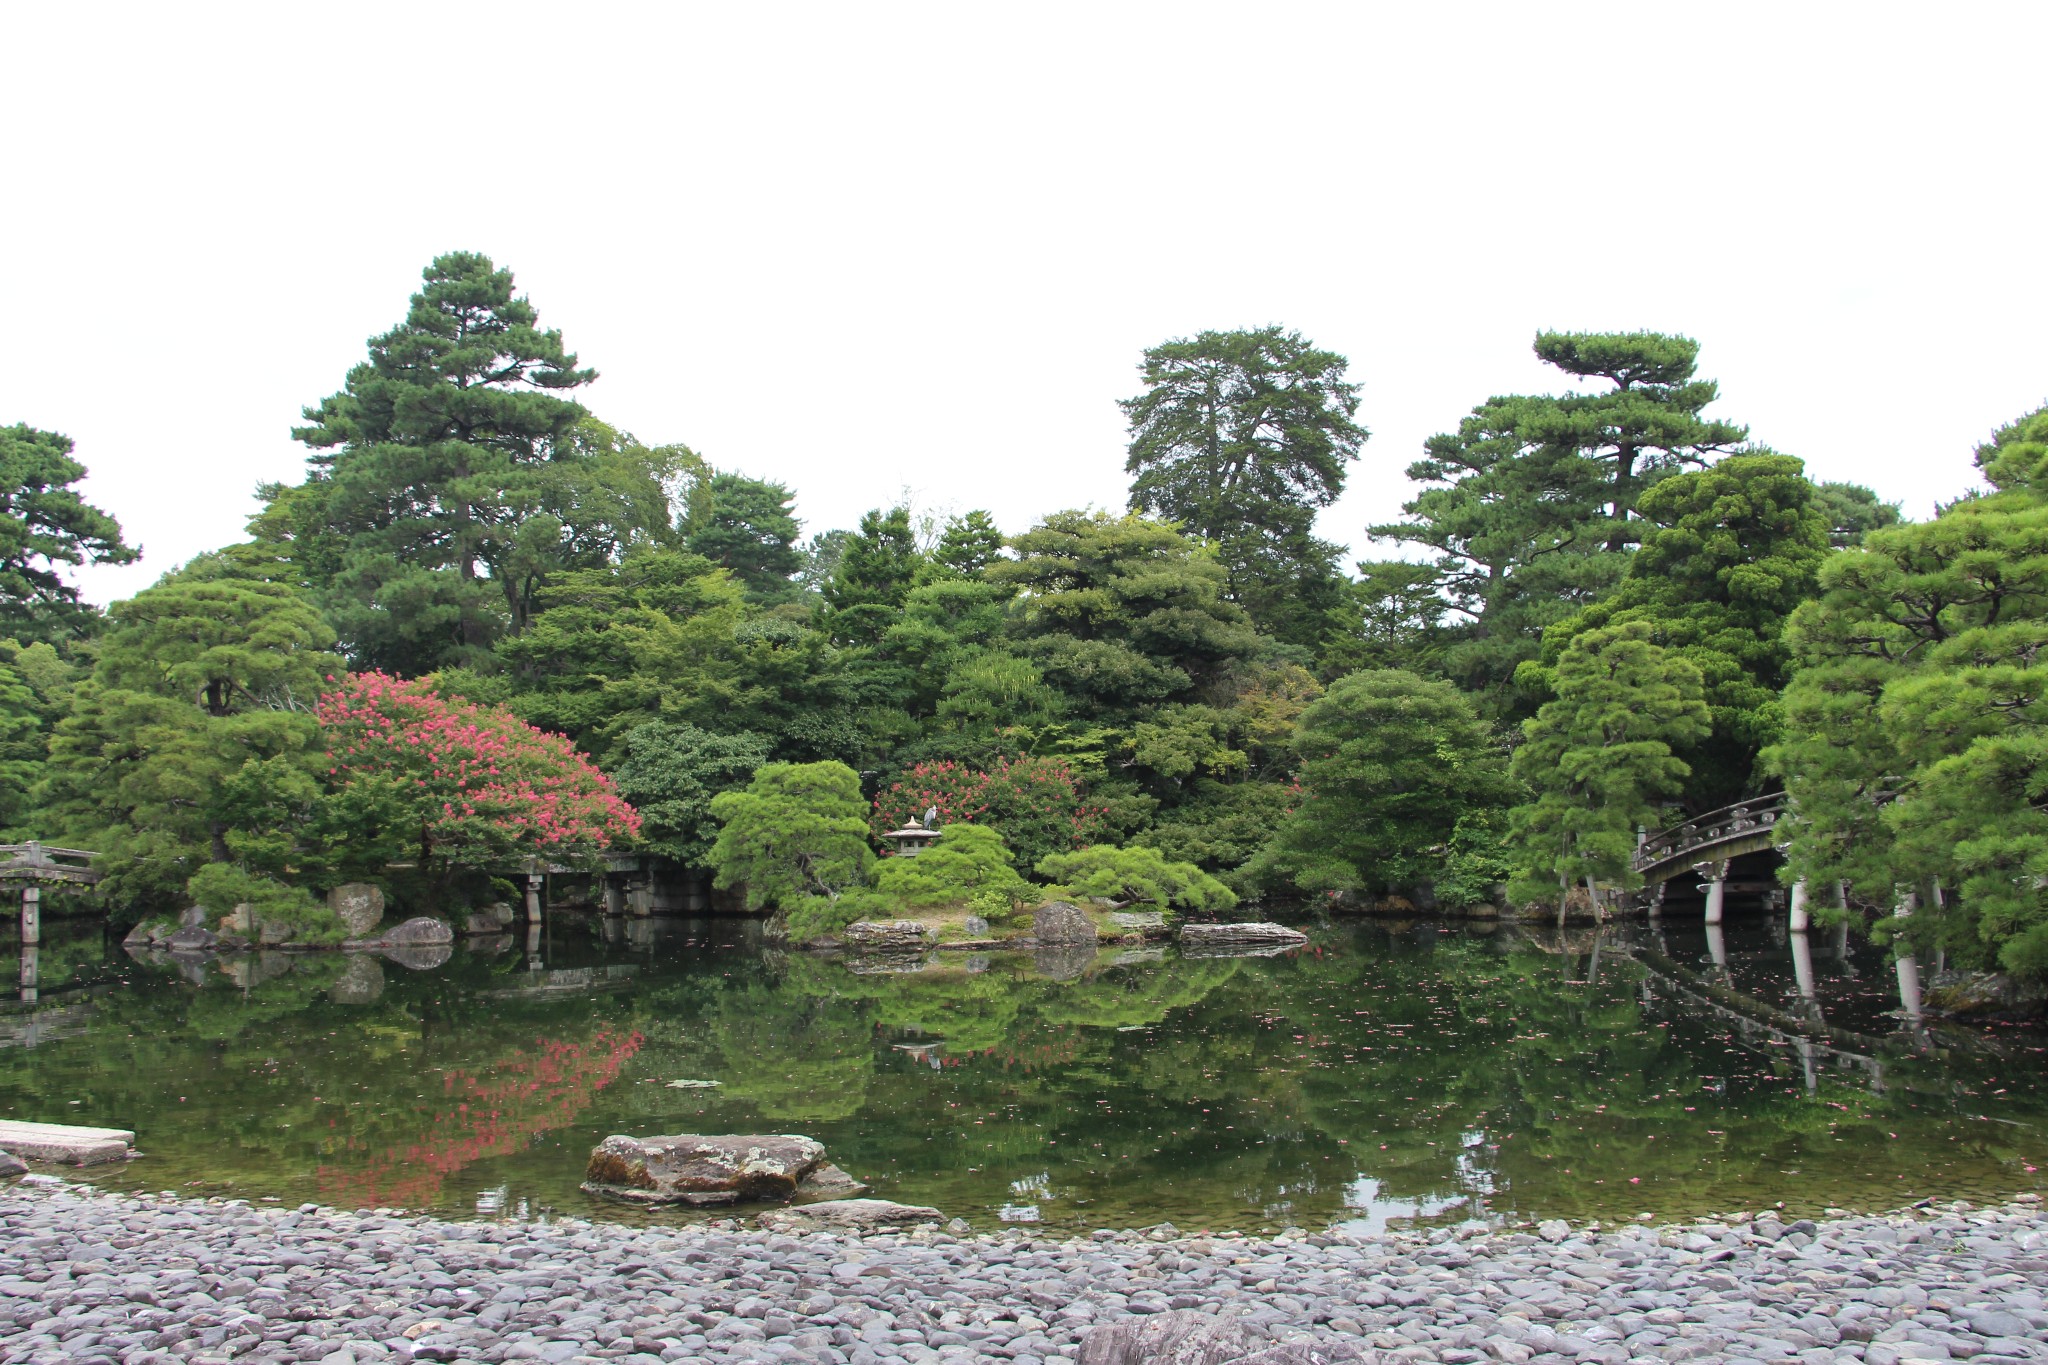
left=316, top=671, right=640, bottom=857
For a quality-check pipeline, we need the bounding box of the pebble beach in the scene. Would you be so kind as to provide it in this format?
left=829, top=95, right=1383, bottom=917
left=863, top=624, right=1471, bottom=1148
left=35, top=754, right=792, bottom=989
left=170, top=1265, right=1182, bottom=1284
left=3, top=1179, right=2046, bottom=1365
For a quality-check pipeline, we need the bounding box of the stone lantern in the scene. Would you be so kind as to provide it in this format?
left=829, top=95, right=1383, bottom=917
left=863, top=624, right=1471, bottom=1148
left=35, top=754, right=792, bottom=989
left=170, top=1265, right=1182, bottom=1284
left=880, top=814, right=943, bottom=857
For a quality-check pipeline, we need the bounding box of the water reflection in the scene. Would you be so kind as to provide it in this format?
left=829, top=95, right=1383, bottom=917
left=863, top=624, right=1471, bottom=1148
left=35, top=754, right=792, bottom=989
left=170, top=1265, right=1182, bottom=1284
left=0, top=915, right=2040, bottom=1234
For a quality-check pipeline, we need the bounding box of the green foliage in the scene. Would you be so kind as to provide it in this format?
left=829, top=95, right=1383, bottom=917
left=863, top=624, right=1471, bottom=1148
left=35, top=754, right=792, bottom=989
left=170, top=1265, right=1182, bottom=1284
left=0, top=424, right=137, bottom=641
left=493, top=547, right=746, bottom=757
left=1508, top=621, right=1709, bottom=909
left=870, top=823, right=1028, bottom=909
left=1132, top=779, right=1297, bottom=885
left=185, top=863, right=342, bottom=943
left=1525, top=452, right=1831, bottom=806
left=1768, top=405, right=2048, bottom=974
left=287, top=255, right=675, bottom=673
left=1319, top=559, right=1449, bottom=678
left=707, top=761, right=875, bottom=911
left=872, top=756, right=1106, bottom=872
left=1036, top=844, right=1238, bottom=913
left=1250, top=670, right=1515, bottom=895
left=933, top=510, right=1006, bottom=578
left=42, top=557, right=343, bottom=914
left=685, top=473, right=802, bottom=601
left=0, top=639, right=76, bottom=839
left=1375, top=331, right=1746, bottom=700
left=607, top=722, right=772, bottom=868
left=1812, top=481, right=1903, bottom=548
left=1122, top=327, right=1364, bottom=647
left=990, top=510, right=1260, bottom=722
left=823, top=506, right=923, bottom=646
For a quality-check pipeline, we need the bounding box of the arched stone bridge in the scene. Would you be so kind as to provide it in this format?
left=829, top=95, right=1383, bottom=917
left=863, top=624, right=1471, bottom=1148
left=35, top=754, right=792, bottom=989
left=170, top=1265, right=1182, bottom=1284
left=1633, top=793, right=1787, bottom=885
left=1632, top=793, right=1801, bottom=925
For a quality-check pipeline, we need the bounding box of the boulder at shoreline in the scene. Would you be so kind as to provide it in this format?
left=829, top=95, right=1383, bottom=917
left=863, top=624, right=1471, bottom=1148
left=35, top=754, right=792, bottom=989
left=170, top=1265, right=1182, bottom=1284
left=757, top=1198, right=942, bottom=1233
left=583, top=1133, right=839, bottom=1205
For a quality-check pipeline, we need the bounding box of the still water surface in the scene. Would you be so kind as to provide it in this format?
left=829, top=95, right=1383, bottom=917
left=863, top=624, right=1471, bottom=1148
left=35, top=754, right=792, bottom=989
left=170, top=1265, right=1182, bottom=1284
left=1, top=917, right=2042, bottom=1233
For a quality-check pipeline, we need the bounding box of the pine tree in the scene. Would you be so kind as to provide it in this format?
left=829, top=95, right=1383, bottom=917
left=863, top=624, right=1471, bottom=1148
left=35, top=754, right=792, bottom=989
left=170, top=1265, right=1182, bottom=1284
left=0, top=424, right=138, bottom=640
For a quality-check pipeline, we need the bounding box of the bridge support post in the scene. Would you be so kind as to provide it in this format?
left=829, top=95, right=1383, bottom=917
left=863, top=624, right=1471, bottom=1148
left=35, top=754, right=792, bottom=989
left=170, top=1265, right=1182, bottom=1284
left=1705, top=921, right=1729, bottom=973
left=19, top=884, right=38, bottom=947
left=604, top=877, right=625, bottom=918
left=1895, top=954, right=1924, bottom=1023
left=1789, top=879, right=1810, bottom=933
left=1791, top=926, right=1817, bottom=1004
left=1700, top=863, right=1728, bottom=926
left=18, top=943, right=35, bottom=1004
left=524, top=873, right=543, bottom=925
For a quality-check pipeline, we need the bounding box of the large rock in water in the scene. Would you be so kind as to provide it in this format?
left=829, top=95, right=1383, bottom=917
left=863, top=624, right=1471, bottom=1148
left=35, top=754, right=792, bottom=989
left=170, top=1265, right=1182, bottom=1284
left=327, top=883, right=386, bottom=937
left=841, top=921, right=934, bottom=952
left=1178, top=922, right=1307, bottom=954
left=582, top=1133, right=830, bottom=1205
left=1033, top=901, right=1099, bottom=945
left=1079, top=1310, right=1368, bottom=1365
left=758, top=1198, right=941, bottom=1233
left=329, top=954, right=386, bottom=1005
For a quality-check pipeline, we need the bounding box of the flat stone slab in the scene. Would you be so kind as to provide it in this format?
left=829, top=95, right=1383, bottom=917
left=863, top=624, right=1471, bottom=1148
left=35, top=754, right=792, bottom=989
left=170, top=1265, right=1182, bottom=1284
left=0, top=1120, right=134, bottom=1166
left=757, top=1198, right=942, bottom=1233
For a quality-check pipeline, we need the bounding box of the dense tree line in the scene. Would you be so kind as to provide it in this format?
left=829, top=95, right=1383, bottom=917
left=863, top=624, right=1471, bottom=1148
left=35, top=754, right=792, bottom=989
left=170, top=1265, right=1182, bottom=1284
left=8, top=251, right=2042, bottom=978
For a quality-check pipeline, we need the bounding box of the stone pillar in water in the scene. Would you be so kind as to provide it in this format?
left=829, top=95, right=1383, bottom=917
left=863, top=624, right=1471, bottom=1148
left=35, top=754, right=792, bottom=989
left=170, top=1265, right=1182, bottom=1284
left=1896, top=954, right=1924, bottom=1022
left=1700, top=863, right=1728, bottom=925
left=604, top=877, right=625, bottom=918
left=20, top=884, right=38, bottom=946
left=1791, top=926, right=1817, bottom=1005
left=524, top=873, right=543, bottom=924
left=1789, top=879, right=1810, bottom=933
left=18, top=943, right=36, bottom=1004
left=1706, top=920, right=1729, bottom=973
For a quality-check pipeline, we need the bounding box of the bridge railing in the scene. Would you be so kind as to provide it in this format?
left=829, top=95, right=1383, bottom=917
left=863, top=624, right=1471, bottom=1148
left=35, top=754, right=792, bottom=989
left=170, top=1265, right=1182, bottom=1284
left=1634, top=793, right=1787, bottom=873
left=0, top=843, right=102, bottom=885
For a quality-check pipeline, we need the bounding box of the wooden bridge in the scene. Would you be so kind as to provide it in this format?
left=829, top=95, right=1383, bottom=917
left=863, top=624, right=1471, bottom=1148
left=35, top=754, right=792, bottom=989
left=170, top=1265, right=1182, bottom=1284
left=2, top=843, right=100, bottom=1003
left=1631, top=793, right=1812, bottom=926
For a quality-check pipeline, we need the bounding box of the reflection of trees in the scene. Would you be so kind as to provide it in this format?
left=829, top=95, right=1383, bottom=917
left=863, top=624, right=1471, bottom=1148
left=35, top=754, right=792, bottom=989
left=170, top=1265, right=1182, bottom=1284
left=704, top=974, right=876, bottom=1124
left=318, top=1027, right=642, bottom=1208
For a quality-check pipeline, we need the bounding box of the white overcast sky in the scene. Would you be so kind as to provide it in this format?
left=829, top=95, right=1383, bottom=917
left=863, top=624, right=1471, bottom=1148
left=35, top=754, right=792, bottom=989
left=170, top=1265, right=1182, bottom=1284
left=6, top=3, right=2046, bottom=606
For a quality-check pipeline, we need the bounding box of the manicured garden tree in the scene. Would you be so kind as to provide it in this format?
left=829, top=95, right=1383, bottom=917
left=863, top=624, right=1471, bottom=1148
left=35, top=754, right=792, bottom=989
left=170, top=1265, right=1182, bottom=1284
left=870, top=823, right=1028, bottom=913
left=0, top=423, right=138, bottom=641
left=1035, top=845, right=1238, bottom=914
left=707, top=760, right=873, bottom=914
left=1767, top=401, right=2048, bottom=974
left=42, top=555, right=342, bottom=917
left=315, top=671, right=641, bottom=879
left=1508, top=621, right=1709, bottom=920
left=871, top=755, right=1108, bottom=870
left=1249, top=669, right=1516, bottom=897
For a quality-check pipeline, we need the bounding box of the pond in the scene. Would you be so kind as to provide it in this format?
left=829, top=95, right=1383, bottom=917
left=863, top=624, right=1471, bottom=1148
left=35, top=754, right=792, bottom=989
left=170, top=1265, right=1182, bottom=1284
left=1, top=915, right=2042, bottom=1234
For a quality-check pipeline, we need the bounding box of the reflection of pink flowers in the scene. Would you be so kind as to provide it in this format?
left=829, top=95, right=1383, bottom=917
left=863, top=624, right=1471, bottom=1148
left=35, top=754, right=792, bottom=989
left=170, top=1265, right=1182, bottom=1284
left=317, top=1027, right=644, bottom=1209
left=316, top=671, right=640, bottom=859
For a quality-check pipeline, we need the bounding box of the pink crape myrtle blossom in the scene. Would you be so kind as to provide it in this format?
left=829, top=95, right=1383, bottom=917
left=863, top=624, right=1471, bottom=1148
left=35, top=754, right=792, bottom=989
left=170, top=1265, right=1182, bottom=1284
left=317, top=672, right=640, bottom=869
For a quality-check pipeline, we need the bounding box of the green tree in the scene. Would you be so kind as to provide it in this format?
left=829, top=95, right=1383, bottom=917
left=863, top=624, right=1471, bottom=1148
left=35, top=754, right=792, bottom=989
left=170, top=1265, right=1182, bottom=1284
left=42, top=556, right=343, bottom=914
left=1122, top=327, right=1366, bottom=645
left=289, top=254, right=673, bottom=673
left=685, top=473, right=803, bottom=601
left=0, top=424, right=138, bottom=640
left=0, top=639, right=78, bottom=839
left=607, top=721, right=772, bottom=869
left=1767, top=402, right=2048, bottom=974
left=1251, top=670, right=1515, bottom=896
left=1525, top=453, right=1831, bottom=807
left=1375, top=332, right=1746, bottom=698
left=1035, top=844, right=1237, bottom=913
left=707, top=760, right=875, bottom=911
left=1318, top=559, right=1450, bottom=678
left=821, top=506, right=923, bottom=646
left=869, top=823, right=1027, bottom=909
left=1508, top=620, right=1709, bottom=919
left=990, top=510, right=1260, bottom=722
left=1812, top=480, right=1903, bottom=548
left=933, top=510, right=1006, bottom=578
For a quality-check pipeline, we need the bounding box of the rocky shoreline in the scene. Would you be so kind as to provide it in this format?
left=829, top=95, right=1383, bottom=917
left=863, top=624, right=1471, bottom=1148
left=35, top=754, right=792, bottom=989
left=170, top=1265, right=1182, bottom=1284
left=1, top=1181, right=2044, bottom=1365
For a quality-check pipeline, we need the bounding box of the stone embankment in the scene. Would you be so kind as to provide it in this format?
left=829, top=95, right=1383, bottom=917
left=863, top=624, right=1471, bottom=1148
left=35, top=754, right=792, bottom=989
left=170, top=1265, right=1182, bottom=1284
left=0, top=1180, right=2044, bottom=1365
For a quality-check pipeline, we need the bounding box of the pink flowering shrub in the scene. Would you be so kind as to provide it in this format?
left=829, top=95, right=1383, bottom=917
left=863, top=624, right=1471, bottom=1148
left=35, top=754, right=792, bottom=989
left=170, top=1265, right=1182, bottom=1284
left=317, top=671, right=640, bottom=872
